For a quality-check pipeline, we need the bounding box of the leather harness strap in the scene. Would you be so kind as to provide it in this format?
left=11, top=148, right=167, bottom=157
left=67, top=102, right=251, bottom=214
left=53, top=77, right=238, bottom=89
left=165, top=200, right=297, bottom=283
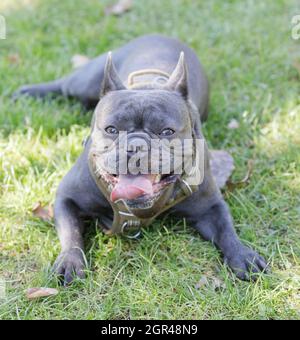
left=108, top=178, right=197, bottom=238
left=89, top=153, right=198, bottom=238
left=127, top=69, right=170, bottom=89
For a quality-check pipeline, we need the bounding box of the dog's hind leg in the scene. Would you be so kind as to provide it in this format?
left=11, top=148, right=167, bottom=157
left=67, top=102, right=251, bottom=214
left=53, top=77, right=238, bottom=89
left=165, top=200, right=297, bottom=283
left=13, top=79, right=64, bottom=100
left=13, top=52, right=110, bottom=110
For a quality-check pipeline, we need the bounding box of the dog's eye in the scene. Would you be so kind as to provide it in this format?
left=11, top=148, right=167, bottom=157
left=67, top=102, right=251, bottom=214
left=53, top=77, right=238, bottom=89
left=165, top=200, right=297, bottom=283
left=105, top=126, right=119, bottom=135
left=160, top=128, right=175, bottom=137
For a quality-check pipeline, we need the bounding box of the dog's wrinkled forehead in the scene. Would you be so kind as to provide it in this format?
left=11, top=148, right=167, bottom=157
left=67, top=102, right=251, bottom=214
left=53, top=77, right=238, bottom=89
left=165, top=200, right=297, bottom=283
left=91, top=51, right=193, bottom=134
left=95, top=90, right=189, bottom=132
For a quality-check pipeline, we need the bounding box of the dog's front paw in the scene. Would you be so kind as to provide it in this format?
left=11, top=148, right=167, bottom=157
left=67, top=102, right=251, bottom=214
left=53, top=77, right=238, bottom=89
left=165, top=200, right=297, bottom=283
left=53, top=248, right=86, bottom=286
left=224, top=245, right=268, bottom=281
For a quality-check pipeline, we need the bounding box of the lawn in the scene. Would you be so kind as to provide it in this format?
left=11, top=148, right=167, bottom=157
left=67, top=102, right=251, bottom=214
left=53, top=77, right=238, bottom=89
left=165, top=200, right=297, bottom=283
left=0, top=0, right=299, bottom=320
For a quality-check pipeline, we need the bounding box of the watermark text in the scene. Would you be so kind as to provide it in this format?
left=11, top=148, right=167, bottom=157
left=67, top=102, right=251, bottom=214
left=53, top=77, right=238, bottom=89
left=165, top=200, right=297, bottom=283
left=0, top=278, right=6, bottom=299
left=292, top=15, right=300, bottom=40
left=0, top=15, right=6, bottom=39
left=93, top=132, right=205, bottom=186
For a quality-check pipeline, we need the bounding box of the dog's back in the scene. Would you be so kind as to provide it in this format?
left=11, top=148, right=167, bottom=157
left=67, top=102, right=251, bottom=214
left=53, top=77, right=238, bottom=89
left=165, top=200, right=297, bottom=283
left=14, top=34, right=209, bottom=121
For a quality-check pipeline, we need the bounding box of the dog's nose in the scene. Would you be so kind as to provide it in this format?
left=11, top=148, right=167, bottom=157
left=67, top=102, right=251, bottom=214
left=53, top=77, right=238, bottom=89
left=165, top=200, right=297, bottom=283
left=127, top=133, right=151, bottom=155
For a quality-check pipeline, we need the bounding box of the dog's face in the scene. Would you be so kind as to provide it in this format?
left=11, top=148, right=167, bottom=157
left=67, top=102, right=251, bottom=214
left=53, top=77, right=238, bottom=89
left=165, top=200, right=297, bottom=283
left=89, top=53, right=196, bottom=218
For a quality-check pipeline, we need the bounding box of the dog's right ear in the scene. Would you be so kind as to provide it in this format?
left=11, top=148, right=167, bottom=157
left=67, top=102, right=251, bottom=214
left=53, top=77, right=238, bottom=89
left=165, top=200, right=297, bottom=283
left=100, top=52, right=126, bottom=98
left=164, top=52, right=188, bottom=99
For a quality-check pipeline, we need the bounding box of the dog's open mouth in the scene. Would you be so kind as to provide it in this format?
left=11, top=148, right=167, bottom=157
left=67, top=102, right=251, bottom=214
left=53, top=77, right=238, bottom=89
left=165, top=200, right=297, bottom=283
left=99, top=171, right=179, bottom=208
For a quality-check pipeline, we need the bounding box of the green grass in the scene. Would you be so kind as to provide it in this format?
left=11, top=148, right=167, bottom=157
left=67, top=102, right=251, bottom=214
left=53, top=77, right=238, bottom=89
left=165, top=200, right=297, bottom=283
left=0, top=0, right=300, bottom=320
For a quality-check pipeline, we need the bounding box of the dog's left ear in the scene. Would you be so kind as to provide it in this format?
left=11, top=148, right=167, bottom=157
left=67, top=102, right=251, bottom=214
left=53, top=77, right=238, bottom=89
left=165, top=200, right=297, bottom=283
left=165, top=52, right=188, bottom=99
left=100, top=52, right=126, bottom=98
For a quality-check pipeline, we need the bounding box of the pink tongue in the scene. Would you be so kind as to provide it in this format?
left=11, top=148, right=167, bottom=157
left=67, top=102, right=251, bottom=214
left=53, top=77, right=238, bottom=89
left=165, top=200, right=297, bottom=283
left=110, top=174, right=154, bottom=202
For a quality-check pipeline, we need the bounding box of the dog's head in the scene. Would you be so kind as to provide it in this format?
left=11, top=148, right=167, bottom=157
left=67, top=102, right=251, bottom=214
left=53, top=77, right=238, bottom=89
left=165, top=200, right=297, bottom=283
left=89, top=52, right=201, bottom=218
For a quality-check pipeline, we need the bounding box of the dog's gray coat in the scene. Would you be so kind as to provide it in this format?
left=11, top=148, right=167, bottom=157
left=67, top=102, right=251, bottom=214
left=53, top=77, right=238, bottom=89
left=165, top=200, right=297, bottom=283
left=15, top=35, right=267, bottom=284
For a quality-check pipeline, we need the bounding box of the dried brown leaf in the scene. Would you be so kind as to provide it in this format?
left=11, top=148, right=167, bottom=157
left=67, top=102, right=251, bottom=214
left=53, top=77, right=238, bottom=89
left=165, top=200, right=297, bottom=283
left=211, top=277, right=226, bottom=291
left=32, top=202, right=53, bottom=222
left=195, top=276, right=225, bottom=291
left=210, top=150, right=235, bottom=189
left=195, top=276, right=209, bottom=290
left=105, top=0, right=133, bottom=16
left=226, top=159, right=254, bottom=191
left=26, top=287, right=59, bottom=300
left=7, top=53, right=21, bottom=65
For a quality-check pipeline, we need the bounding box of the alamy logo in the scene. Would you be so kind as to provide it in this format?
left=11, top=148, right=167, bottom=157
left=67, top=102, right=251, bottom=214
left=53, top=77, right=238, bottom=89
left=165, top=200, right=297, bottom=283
left=292, top=15, right=300, bottom=40
left=0, top=15, right=6, bottom=39
left=0, top=278, right=6, bottom=299
left=94, top=132, right=205, bottom=186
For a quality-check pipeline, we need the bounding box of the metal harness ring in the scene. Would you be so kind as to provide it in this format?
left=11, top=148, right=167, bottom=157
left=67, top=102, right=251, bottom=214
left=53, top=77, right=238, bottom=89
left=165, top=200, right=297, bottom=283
left=121, top=221, right=142, bottom=240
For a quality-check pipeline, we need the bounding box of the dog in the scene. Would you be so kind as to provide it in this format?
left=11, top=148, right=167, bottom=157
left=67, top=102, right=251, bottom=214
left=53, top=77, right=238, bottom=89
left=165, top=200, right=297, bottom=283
left=14, top=34, right=267, bottom=285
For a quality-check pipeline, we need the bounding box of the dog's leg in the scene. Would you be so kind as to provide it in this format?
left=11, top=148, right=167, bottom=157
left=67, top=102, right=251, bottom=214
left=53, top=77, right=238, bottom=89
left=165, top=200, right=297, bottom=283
left=12, top=79, right=64, bottom=100
left=53, top=198, right=86, bottom=285
left=13, top=53, right=110, bottom=109
left=187, top=200, right=267, bottom=280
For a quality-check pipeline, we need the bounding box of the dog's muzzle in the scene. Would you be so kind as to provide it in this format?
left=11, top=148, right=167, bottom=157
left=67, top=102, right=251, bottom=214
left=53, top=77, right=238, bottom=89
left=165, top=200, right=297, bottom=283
left=88, top=153, right=197, bottom=238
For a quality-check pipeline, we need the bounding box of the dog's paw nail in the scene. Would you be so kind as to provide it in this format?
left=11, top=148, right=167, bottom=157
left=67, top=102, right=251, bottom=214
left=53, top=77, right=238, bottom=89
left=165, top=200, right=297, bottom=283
left=53, top=249, right=86, bottom=285
left=225, top=247, right=268, bottom=281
